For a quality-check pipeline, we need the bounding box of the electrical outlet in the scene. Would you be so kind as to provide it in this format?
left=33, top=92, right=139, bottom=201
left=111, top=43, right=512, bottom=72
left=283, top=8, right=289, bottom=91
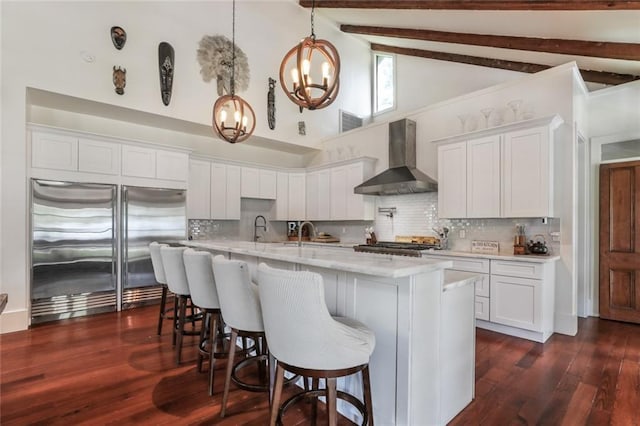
left=342, top=227, right=346, bottom=234
left=550, top=231, right=560, bottom=242
left=459, top=229, right=466, bottom=239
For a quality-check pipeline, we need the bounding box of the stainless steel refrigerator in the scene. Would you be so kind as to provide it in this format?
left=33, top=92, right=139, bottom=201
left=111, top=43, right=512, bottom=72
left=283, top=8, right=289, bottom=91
left=30, top=180, right=186, bottom=324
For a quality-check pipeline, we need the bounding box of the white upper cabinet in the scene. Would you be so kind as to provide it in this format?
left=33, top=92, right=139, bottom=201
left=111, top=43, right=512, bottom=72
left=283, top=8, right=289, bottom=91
left=330, top=166, right=348, bottom=220
left=121, top=145, right=156, bottom=178
left=306, top=169, right=331, bottom=221
left=211, top=162, right=241, bottom=220
left=32, top=131, right=78, bottom=171
left=78, top=139, right=120, bottom=175
left=187, top=159, right=211, bottom=219
left=466, top=135, right=501, bottom=218
left=502, top=126, right=553, bottom=218
left=241, top=167, right=277, bottom=199
left=274, top=172, right=290, bottom=221
left=288, top=172, right=306, bottom=220
left=437, top=141, right=467, bottom=218
left=345, top=162, right=374, bottom=220
left=156, top=151, right=189, bottom=182
left=434, top=115, right=562, bottom=219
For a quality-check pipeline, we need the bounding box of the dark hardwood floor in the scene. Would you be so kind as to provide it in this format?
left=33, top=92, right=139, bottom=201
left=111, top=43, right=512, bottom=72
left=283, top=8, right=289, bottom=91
left=1, top=305, right=639, bottom=425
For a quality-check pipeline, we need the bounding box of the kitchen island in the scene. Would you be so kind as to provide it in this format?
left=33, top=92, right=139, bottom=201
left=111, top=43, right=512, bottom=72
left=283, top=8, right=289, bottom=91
left=182, top=240, right=479, bottom=425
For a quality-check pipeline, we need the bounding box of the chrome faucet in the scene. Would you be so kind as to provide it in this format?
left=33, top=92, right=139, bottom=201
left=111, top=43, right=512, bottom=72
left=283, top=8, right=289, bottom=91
left=254, top=215, right=267, bottom=242
left=298, top=221, right=316, bottom=247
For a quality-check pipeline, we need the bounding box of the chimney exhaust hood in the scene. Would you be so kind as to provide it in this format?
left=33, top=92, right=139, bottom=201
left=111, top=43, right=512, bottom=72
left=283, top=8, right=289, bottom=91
left=354, top=119, right=438, bottom=195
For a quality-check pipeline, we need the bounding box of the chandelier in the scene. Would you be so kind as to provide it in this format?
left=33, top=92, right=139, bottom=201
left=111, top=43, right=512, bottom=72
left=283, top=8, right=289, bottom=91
left=212, top=0, right=255, bottom=144
left=279, top=0, right=340, bottom=111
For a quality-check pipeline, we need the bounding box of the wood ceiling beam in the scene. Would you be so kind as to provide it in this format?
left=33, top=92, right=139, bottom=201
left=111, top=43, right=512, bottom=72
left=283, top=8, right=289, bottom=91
left=342, top=25, right=640, bottom=61
left=300, top=1, right=640, bottom=10
left=370, top=43, right=640, bottom=86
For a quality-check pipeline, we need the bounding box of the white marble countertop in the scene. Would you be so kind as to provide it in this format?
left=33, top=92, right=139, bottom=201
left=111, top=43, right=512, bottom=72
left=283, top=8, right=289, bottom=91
left=422, top=249, right=560, bottom=263
left=181, top=240, right=453, bottom=279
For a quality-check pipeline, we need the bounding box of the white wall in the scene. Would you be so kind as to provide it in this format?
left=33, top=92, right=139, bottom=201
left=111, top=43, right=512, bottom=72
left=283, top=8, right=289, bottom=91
left=0, top=1, right=373, bottom=332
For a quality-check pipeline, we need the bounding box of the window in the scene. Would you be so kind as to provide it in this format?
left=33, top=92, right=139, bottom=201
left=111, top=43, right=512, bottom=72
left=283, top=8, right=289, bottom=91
left=373, top=53, right=395, bottom=114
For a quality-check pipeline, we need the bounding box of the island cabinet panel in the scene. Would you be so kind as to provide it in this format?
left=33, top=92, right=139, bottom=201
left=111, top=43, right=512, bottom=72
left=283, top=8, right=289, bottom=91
left=344, top=273, right=400, bottom=425
left=78, top=139, right=120, bottom=175
left=187, top=159, right=211, bottom=219
left=32, top=131, right=78, bottom=171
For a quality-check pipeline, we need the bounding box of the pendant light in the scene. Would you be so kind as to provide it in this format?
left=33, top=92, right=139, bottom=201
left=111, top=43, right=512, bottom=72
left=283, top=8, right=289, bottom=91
left=212, top=0, right=255, bottom=144
left=279, top=0, right=340, bottom=111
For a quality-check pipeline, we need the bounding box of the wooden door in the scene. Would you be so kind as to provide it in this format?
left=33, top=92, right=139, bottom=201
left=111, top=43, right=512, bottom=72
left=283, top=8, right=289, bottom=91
left=599, top=160, right=640, bottom=323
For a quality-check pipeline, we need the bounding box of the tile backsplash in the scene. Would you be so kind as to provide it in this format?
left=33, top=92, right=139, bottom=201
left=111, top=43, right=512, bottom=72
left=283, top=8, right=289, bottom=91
left=190, top=193, right=560, bottom=255
left=375, top=193, right=561, bottom=255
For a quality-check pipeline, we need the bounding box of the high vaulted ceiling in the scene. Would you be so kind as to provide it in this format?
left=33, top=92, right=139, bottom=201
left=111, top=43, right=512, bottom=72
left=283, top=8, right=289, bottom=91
left=301, top=0, right=640, bottom=86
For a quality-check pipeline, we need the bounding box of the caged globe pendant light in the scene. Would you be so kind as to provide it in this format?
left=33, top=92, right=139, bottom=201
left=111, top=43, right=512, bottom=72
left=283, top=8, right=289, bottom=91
left=212, top=0, right=255, bottom=144
left=279, top=0, right=340, bottom=111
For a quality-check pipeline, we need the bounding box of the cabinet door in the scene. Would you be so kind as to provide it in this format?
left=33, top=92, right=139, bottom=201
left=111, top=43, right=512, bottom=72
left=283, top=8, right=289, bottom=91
left=241, top=167, right=260, bottom=198
left=288, top=173, right=306, bottom=220
left=502, top=126, right=551, bottom=217
left=156, top=151, right=188, bottom=182
left=210, top=163, right=227, bottom=219
left=188, top=160, right=211, bottom=219
left=437, top=142, right=467, bottom=218
left=346, top=162, right=374, bottom=220
left=122, top=145, right=156, bottom=178
left=274, top=172, right=289, bottom=220
left=317, top=169, right=331, bottom=220
left=32, top=131, right=78, bottom=171
left=490, top=275, right=542, bottom=331
left=226, top=165, right=242, bottom=219
left=330, top=166, right=348, bottom=220
left=260, top=170, right=277, bottom=199
left=77, top=139, right=120, bottom=175
left=467, top=135, right=500, bottom=218
left=475, top=296, right=490, bottom=321
left=305, top=171, right=319, bottom=221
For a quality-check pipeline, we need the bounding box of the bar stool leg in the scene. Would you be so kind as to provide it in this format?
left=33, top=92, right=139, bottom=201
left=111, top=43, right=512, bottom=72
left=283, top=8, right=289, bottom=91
left=208, top=313, right=218, bottom=396
left=362, top=365, right=374, bottom=425
left=311, top=378, right=319, bottom=426
left=327, top=377, right=338, bottom=426
left=172, top=294, right=179, bottom=346
left=197, top=311, right=208, bottom=373
left=176, top=295, right=187, bottom=365
left=157, top=285, right=167, bottom=335
left=221, top=328, right=238, bottom=418
left=269, top=363, right=285, bottom=426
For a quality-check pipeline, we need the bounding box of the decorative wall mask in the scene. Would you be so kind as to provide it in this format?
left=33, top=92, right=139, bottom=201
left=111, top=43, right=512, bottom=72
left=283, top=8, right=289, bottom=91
left=158, top=42, right=175, bottom=106
left=298, top=121, right=306, bottom=136
left=197, top=35, right=249, bottom=96
left=110, top=26, right=127, bottom=50
left=267, top=77, right=276, bottom=130
left=113, top=66, right=126, bottom=95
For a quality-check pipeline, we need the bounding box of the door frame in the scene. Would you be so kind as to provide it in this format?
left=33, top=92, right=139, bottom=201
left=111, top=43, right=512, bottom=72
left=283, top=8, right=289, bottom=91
left=589, top=130, right=640, bottom=316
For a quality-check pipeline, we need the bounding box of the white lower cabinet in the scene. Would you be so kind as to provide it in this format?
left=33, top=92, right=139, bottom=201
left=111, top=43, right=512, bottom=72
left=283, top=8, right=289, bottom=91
left=423, top=254, right=556, bottom=342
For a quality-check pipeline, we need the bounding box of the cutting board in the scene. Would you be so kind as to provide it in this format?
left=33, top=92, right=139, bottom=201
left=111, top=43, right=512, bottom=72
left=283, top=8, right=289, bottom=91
left=311, top=235, right=340, bottom=243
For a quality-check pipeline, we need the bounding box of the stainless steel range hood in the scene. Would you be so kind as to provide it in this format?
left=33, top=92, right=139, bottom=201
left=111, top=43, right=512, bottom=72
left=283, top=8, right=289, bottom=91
left=354, top=119, right=438, bottom=195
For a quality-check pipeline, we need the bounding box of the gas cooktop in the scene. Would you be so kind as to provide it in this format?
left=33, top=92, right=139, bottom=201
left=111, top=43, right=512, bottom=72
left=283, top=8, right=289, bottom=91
left=353, top=241, right=442, bottom=257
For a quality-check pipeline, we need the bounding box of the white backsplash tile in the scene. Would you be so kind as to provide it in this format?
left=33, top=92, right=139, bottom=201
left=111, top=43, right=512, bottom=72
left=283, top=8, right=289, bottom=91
left=374, top=193, right=560, bottom=255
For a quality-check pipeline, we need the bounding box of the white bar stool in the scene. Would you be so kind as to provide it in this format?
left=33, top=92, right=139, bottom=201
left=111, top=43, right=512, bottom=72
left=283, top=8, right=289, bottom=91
left=211, top=255, right=271, bottom=418
left=183, top=248, right=228, bottom=396
left=258, top=263, right=376, bottom=426
left=160, top=245, right=200, bottom=365
left=149, top=242, right=173, bottom=336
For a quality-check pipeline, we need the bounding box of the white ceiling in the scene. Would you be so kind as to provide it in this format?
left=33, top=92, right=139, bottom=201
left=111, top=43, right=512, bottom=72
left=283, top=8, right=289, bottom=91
left=314, top=7, right=640, bottom=78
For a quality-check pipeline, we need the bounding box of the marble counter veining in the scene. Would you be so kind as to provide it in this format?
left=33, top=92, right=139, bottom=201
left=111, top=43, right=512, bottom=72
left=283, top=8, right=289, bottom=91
left=423, top=249, right=560, bottom=263
left=181, top=240, right=452, bottom=278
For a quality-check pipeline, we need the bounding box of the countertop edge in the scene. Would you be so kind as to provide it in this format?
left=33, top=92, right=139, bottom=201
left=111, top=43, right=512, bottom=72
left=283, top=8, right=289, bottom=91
left=423, top=250, right=560, bottom=263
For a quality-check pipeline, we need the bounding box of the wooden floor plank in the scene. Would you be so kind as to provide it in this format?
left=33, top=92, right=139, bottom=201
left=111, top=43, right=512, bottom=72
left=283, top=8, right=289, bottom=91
left=3, top=307, right=640, bottom=425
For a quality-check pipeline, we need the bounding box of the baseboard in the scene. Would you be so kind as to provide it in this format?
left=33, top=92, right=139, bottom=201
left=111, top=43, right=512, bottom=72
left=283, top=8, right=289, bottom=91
left=0, top=308, right=29, bottom=334
left=554, top=312, right=578, bottom=336
left=475, top=320, right=550, bottom=343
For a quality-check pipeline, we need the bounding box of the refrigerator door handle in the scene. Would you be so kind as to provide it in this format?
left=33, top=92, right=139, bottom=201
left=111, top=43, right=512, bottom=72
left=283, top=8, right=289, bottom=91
left=122, top=187, right=129, bottom=289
